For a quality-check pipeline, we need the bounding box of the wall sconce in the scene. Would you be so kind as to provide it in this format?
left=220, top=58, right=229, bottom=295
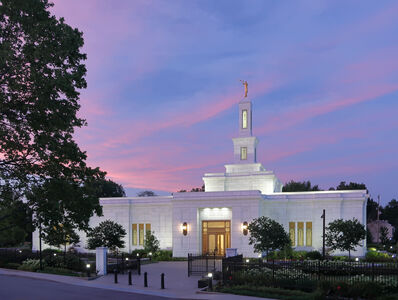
left=242, top=221, right=248, bottom=235
left=182, top=222, right=188, bottom=236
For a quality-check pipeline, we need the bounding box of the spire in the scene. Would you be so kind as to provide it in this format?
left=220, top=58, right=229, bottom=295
left=232, top=98, right=258, bottom=164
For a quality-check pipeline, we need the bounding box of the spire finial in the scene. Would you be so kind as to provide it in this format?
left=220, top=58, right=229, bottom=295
left=240, top=80, right=248, bottom=98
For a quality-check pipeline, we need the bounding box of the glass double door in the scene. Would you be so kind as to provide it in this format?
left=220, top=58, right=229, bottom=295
left=202, top=220, right=230, bottom=256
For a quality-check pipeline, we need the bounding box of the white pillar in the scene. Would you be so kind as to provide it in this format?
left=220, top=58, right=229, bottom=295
left=96, top=247, right=108, bottom=275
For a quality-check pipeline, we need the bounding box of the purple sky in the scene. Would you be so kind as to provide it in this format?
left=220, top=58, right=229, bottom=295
left=51, top=1, right=398, bottom=204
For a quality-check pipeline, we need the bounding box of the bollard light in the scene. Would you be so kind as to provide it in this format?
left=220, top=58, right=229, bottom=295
left=136, top=253, right=139, bottom=257
left=125, top=257, right=129, bottom=261
left=18, top=250, right=22, bottom=253
left=207, top=272, right=213, bottom=278
left=355, top=258, right=359, bottom=262
left=245, top=259, right=250, bottom=263
left=86, top=264, right=91, bottom=277
left=53, top=253, right=57, bottom=257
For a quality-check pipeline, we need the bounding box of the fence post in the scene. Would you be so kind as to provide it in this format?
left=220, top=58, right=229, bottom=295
left=114, top=269, right=118, bottom=284
left=318, top=260, right=321, bottom=281
left=144, top=272, right=148, bottom=287
left=213, top=253, right=216, bottom=272
left=128, top=270, right=132, bottom=285
left=161, top=273, right=165, bottom=289
left=138, top=257, right=141, bottom=275
left=206, top=255, right=208, bottom=273
left=187, top=254, right=191, bottom=277
left=272, top=259, right=275, bottom=285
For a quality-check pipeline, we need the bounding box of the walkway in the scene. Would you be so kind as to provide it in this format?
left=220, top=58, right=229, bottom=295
left=0, top=262, right=273, bottom=300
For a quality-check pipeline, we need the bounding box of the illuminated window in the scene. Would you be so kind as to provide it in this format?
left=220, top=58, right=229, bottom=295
left=306, top=222, right=312, bottom=246
left=289, top=222, right=295, bottom=246
left=132, top=224, right=137, bottom=245
left=139, top=224, right=144, bottom=245
left=240, top=147, right=247, bottom=160
left=146, top=223, right=151, bottom=234
left=242, top=109, right=248, bottom=129
left=297, top=222, right=304, bottom=246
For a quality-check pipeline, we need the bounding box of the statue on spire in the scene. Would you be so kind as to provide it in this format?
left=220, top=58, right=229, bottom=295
left=240, top=80, right=248, bottom=97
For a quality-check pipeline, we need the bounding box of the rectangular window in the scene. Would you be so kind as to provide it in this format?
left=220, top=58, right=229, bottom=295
left=145, top=223, right=151, bottom=234
left=240, top=147, right=247, bottom=160
left=306, top=222, right=312, bottom=246
left=139, top=224, right=144, bottom=245
left=132, top=224, right=137, bottom=245
left=242, top=109, right=248, bottom=129
left=297, top=222, right=304, bottom=246
left=289, top=222, right=295, bottom=246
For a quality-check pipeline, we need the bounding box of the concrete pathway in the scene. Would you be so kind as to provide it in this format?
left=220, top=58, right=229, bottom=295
left=0, top=263, right=273, bottom=300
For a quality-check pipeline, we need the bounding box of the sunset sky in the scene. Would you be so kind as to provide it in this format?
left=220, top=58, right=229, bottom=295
left=51, top=1, right=398, bottom=204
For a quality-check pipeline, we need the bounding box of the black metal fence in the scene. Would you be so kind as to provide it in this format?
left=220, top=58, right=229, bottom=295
left=107, top=252, right=141, bottom=274
left=188, top=253, right=224, bottom=277
left=222, top=259, right=398, bottom=288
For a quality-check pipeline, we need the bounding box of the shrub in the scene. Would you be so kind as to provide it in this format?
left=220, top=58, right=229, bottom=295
left=365, top=251, right=392, bottom=262
left=4, top=262, right=21, bottom=269
left=131, top=249, right=148, bottom=258
left=305, top=251, right=322, bottom=260
left=37, top=267, right=80, bottom=277
left=18, top=259, right=42, bottom=272
left=153, top=250, right=172, bottom=261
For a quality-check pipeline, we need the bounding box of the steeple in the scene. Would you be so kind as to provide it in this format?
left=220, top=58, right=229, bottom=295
left=232, top=99, right=258, bottom=164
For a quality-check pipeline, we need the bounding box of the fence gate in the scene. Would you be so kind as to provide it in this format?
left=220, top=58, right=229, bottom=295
left=187, top=253, right=223, bottom=277
left=107, top=252, right=141, bottom=274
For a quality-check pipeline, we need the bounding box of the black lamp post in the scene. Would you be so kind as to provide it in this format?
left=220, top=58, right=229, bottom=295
left=321, top=209, right=326, bottom=260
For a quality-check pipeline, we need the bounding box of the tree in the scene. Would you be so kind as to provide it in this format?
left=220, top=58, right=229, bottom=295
left=325, top=218, right=366, bottom=259
left=0, top=184, right=33, bottom=247
left=334, top=181, right=367, bottom=190
left=366, top=227, right=374, bottom=244
left=95, top=179, right=126, bottom=198
left=191, top=185, right=205, bottom=192
left=144, top=230, right=160, bottom=254
left=137, top=190, right=157, bottom=197
left=87, top=220, right=126, bottom=251
left=380, top=199, right=398, bottom=229
left=379, top=226, right=389, bottom=247
left=282, top=180, right=321, bottom=192
left=43, top=222, right=79, bottom=263
left=247, top=216, right=290, bottom=258
left=0, top=0, right=105, bottom=241
left=367, top=198, right=380, bottom=223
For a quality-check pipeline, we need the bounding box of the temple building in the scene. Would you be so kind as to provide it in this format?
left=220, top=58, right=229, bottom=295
left=33, top=97, right=368, bottom=257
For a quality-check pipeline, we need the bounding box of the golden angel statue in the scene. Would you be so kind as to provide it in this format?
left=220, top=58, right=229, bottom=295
left=240, top=80, right=248, bottom=97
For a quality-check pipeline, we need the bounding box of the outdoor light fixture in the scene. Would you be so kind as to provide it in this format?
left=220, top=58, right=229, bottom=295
left=125, top=257, right=129, bottom=261
left=53, top=253, right=57, bottom=257
left=258, top=253, right=262, bottom=258
left=245, top=259, right=250, bottom=263
left=208, top=272, right=213, bottom=278
left=86, top=264, right=91, bottom=277
left=355, top=258, right=359, bottom=262
left=18, top=250, right=22, bottom=253
left=242, top=221, right=248, bottom=235
left=182, top=222, right=188, bottom=236
left=149, top=252, right=152, bottom=256
left=136, top=253, right=139, bottom=257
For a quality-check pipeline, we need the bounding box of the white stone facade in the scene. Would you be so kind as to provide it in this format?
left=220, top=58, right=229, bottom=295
left=32, top=97, right=368, bottom=257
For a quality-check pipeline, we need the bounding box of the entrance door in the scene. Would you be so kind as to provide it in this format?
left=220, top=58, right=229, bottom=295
left=202, top=220, right=230, bottom=255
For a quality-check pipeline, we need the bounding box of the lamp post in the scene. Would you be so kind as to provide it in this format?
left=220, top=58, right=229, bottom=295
left=321, top=209, right=326, bottom=260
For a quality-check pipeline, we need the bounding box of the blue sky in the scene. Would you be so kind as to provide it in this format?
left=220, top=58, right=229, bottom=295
left=52, top=0, right=398, bottom=204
